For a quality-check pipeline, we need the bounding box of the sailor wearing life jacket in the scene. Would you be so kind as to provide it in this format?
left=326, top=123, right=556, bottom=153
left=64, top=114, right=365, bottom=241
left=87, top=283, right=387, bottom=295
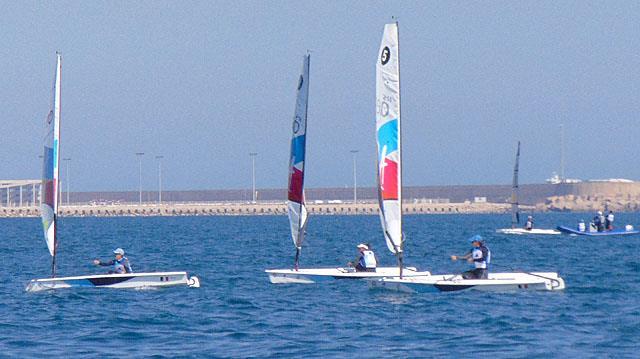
left=450, top=235, right=490, bottom=279
left=93, top=248, right=133, bottom=274
left=349, top=243, right=377, bottom=272
left=525, top=216, right=534, bottom=230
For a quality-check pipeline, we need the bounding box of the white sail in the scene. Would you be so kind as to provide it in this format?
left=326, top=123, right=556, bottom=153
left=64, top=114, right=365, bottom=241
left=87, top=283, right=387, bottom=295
left=41, top=53, right=61, bottom=257
left=376, top=23, right=402, bottom=254
left=287, top=54, right=310, bottom=249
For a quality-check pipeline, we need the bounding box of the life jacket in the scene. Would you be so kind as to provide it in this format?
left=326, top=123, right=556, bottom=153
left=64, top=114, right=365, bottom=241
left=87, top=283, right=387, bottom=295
left=472, top=245, right=490, bottom=269
left=578, top=221, right=586, bottom=232
left=525, top=220, right=533, bottom=230
left=114, top=257, right=133, bottom=273
left=359, top=250, right=377, bottom=268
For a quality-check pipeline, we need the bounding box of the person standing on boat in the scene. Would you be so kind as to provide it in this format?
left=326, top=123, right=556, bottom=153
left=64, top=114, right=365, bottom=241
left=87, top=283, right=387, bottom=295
left=606, top=211, right=614, bottom=231
left=594, top=211, right=605, bottom=232
left=348, top=243, right=377, bottom=272
left=525, top=216, right=534, bottom=230
left=450, top=235, right=490, bottom=279
left=93, top=248, right=133, bottom=274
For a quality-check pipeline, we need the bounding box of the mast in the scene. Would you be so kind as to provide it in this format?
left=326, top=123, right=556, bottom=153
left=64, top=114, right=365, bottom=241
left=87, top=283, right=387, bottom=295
left=396, top=20, right=403, bottom=278
left=511, top=141, right=520, bottom=229
left=53, top=52, right=61, bottom=277
left=560, top=124, right=565, bottom=183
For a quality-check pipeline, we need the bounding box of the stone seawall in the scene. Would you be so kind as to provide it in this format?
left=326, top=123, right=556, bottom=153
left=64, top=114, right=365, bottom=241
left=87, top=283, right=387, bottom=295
left=0, top=201, right=516, bottom=218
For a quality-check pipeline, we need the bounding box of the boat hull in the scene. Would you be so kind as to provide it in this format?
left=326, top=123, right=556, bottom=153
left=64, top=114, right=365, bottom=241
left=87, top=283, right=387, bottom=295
left=265, top=267, right=431, bottom=284
left=25, top=272, right=200, bottom=292
left=369, top=272, right=565, bottom=292
left=557, top=226, right=639, bottom=236
left=496, top=228, right=561, bottom=235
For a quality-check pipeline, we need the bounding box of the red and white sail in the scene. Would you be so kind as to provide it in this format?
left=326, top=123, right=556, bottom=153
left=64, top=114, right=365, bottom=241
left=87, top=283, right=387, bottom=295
left=376, top=23, right=402, bottom=254
left=288, top=54, right=310, bottom=249
left=41, top=53, right=61, bottom=256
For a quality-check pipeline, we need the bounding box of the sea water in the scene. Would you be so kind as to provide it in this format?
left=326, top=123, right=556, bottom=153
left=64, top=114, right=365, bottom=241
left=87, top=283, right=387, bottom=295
left=1, top=213, right=639, bottom=357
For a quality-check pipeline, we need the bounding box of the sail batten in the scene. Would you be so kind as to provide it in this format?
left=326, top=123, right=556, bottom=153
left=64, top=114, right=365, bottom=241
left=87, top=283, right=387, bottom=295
left=41, top=53, right=61, bottom=259
left=376, top=23, right=402, bottom=254
left=511, top=141, right=521, bottom=228
left=287, top=54, right=310, bottom=251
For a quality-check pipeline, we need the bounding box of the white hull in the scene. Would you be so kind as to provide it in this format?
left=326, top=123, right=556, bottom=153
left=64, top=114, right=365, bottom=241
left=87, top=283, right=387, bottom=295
left=26, top=271, right=200, bottom=292
left=369, top=272, right=565, bottom=292
left=265, top=266, right=431, bottom=284
left=496, top=228, right=561, bottom=235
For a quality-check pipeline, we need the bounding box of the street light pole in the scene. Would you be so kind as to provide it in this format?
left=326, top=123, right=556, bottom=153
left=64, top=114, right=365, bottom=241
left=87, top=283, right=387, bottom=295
left=350, top=150, right=358, bottom=204
left=249, top=152, right=258, bottom=202
left=62, top=158, right=71, bottom=205
left=155, top=155, right=164, bottom=204
left=135, top=152, right=144, bottom=204
left=38, top=155, right=43, bottom=206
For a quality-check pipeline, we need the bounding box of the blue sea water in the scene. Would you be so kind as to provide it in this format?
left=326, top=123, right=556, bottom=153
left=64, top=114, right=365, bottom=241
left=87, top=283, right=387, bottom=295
left=1, top=213, right=639, bottom=358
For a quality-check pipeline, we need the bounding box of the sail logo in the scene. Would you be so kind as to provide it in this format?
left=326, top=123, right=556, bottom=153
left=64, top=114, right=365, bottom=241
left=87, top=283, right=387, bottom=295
left=297, top=75, right=304, bottom=90
left=292, top=115, right=302, bottom=133
left=46, top=110, right=53, bottom=124
left=381, top=46, right=390, bottom=65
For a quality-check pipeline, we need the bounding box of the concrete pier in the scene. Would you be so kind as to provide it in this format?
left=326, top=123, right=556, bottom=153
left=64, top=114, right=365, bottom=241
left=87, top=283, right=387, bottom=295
left=0, top=201, right=515, bottom=218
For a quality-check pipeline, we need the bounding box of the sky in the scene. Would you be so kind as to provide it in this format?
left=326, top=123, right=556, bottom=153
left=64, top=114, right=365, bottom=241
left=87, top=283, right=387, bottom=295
left=1, top=1, right=639, bottom=192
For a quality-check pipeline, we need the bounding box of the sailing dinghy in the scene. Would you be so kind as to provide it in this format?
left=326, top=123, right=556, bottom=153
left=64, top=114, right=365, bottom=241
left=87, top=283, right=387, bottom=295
left=371, top=272, right=565, bottom=292
left=369, top=24, right=565, bottom=292
left=265, top=52, right=429, bottom=284
left=26, top=54, right=199, bottom=292
left=496, top=142, right=560, bottom=235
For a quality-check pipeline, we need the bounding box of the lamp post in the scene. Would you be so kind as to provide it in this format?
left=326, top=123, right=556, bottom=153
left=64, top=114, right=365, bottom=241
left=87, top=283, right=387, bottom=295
left=249, top=152, right=257, bottom=202
left=350, top=150, right=358, bottom=204
left=155, top=155, right=164, bottom=204
left=62, top=158, right=71, bottom=205
left=38, top=155, right=43, bottom=206
left=135, top=152, right=144, bottom=204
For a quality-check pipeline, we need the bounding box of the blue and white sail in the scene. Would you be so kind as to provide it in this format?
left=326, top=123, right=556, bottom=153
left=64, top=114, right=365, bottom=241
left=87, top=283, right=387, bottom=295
left=510, top=141, right=521, bottom=228
left=41, top=53, right=61, bottom=257
left=376, top=23, right=402, bottom=255
left=288, top=54, right=310, bottom=256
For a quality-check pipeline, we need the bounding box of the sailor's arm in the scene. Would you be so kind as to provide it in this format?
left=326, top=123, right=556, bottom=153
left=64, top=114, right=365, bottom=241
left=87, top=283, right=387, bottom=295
left=93, top=259, right=114, bottom=266
left=450, top=252, right=472, bottom=261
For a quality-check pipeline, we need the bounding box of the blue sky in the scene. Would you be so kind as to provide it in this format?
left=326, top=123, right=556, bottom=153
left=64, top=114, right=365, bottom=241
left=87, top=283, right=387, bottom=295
left=1, top=1, right=639, bottom=191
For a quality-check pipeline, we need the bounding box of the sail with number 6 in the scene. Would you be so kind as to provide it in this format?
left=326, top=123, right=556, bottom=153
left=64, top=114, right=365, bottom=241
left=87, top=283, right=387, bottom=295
left=41, top=53, right=62, bottom=276
left=376, top=23, right=403, bottom=269
left=288, top=54, right=310, bottom=269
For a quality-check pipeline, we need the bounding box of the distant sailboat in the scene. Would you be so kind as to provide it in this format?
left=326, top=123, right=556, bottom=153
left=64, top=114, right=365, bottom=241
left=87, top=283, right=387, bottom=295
left=266, top=41, right=430, bottom=284
left=496, top=142, right=560, bottom=235
left=26, top=54, right=199, bottom=292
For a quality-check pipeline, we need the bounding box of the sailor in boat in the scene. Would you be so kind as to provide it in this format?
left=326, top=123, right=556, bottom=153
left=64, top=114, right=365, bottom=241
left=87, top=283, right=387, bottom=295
left=605, top=211, right=614, bottom=231
left=450, top=235, right=490, bottom=279
left=593, top=211, right=605, bottom=232
left=93, top=248, right=133, bottom=274
left=577, top=219, right=586, bottom=232
left=525, top=216, right=534, bottom=230
left=347, top=243, right=377, bottom=272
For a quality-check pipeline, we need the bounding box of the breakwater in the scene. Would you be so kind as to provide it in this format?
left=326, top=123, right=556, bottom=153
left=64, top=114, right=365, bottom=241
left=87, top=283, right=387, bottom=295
left=0, top=201, right=516, bottom=218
